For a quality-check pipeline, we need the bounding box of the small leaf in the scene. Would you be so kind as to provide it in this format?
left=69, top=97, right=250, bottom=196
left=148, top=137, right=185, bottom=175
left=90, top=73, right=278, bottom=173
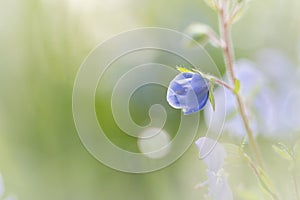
left=223, top=143, right=245, bottom=166
left=241, top=152, right=278, bottom=198
left=176, top=66, right=193, bottom=73
left=203, top=0, right=218, bottom=11
left=185, top=23, right=211, bottom=46
left=230, top=2, right=250, bottom=24
left=272, top=143, right=293, bottom=161
left=185, top=23, right=222, bottom=48
left=233, top=79, right=240, bottom=94
left=293, top=140, right=300, bottom=159
left=185, top=23, right=217, bottom=46
left=257, top=167, right=277, bottom=198
left=208, top=80, right=216, bottom=111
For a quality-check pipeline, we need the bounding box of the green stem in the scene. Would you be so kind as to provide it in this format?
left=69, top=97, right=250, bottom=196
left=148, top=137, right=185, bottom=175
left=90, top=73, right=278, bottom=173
left=217, top=4, right=264, bottom=169
left=293, top=172, right=300, bottom=200
left=292, top=157, right=300, bottom=200
left=217, top=1, right=280, bottom=199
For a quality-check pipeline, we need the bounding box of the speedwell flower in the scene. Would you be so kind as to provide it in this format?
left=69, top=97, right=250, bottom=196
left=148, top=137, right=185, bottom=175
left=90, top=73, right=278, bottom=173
left=166, top=72, right=209, bottom=115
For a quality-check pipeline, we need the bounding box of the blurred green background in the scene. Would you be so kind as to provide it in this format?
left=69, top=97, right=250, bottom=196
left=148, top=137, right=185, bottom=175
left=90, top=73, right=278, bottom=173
left=0, top=0, right=300, bottom=199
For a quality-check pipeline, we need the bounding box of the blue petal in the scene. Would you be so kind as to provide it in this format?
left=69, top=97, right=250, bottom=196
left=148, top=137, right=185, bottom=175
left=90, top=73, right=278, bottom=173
left=166, top=88, right=181, bottom=108
left=183, top=91, right=209, bottom=115
left=167, top=72, right=209, bottom=115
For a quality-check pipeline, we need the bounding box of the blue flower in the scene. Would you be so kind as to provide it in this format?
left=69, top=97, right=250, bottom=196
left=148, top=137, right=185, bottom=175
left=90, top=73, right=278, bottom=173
left=204, top=60, right=267, bottom=138
left=167, top=72, right=209, bottom=115
left=195, top=137, right=226, bottom=172
left=204, top=53, right=300, bottom=138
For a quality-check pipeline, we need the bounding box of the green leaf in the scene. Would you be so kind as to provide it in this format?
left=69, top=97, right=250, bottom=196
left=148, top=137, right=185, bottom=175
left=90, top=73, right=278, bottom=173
left=185, top=23, right=210, bottom=46
left=176, top=66, right=193, bottom=73
left=185, top=23, right=222, bottom=48
left=293, top=140, right=300, bottom=159
left=223, top=143, right=245, bottom=166
left=233, top=79, right=240, bottom=94
left=237, top=188, right=263, bottom=200
left=256, top=167, right=277, bottom=198
left=241, top=151, right=278, bottom=198
left=208, top=80, right=216, bottom=111
left=231, top=2, right=250, bottom=24
left=272, top=143, right=293, bottom=161
left=203, top=0, right=218, bottom=11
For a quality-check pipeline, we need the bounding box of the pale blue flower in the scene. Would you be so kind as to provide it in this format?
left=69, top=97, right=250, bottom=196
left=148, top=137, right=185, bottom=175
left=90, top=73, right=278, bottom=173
left=195, top=137, right=233, bottom=200
left=256, top=49, right=300, bottom=136
left=206, top=170, right=233, bottom=200
left=167, top=72, right=209, bottom=115
left=195, top=137, right=226, bottom=172
left=205, top=60, right=271, bottom=137
left=205, top=49, right=300, bottom=138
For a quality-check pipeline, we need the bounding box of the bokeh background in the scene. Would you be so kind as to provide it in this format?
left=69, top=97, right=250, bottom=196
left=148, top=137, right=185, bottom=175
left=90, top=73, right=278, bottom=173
left=1, top=0, right=300, bottom=199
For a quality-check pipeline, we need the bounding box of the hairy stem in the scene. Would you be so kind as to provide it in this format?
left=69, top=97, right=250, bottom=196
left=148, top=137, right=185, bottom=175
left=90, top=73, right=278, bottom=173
left=217, top=2, right=281, bottom=199
left=217, top=3, right=264, bottom=169
left=213, top=78, right=233, bottom=90
left=192, top=69, right=233, bottom=90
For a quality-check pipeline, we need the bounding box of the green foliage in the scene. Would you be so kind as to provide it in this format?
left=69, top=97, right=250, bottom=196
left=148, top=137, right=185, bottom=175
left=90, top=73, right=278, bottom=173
left=256, top=167, right=277, bottom=198
left=185, top=23, right=211, bottom=46
left=176, top=66, right=193, bottom=73
left=242, top=151, right=280, bottom=199
left=223, top=143, right=245, bottom=166
left=231, top=4, right=249, bottom=24
left=272, top=143, right=293, bottom=161
left=233, top=79, right=241, bottom=94
left=203, top=0, right=218, bottom=11
left=237, top=189, right=262, bottom=200
left=208, top=80, right=216, bottom=111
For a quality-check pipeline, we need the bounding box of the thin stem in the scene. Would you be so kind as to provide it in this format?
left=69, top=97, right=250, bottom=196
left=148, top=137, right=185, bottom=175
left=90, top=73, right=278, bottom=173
left=292, top=158, right=300, bottom=200
left=217, top=4, right=264, bottom=169
left=235, top=94, right=264, bottom=167
left=293, top=172, right=300, bottom=200
left=247, top=156, right=280, bottom=200
left=192, top=69, right=233, bottom=91
left=217, top=3, right=281, bottom=199
left=213, top=78, right=233, bottom=91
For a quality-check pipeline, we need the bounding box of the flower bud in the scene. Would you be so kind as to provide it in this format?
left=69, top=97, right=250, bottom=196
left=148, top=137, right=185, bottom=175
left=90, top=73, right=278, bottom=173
left=166, top=72, right=209, bottom=115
